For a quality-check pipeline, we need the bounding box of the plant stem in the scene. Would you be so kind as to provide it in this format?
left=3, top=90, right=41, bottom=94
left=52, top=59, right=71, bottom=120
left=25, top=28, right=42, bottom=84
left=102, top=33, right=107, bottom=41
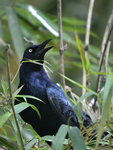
left=4, top=45, right=25, bottom=150
left=57, top=0, right=66, bottom=90
left=94, top=10, right=113, bottom=111
left=104, top=41, right=111, bottom=74
left=96, top=11, right=113, bottom=93
left=82, top=0, right=95, bottom=110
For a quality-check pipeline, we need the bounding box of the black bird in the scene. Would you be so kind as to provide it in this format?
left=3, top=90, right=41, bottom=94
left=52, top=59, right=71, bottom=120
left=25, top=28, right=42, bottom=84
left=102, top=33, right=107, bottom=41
left=15, top=39, right=97, bottom=141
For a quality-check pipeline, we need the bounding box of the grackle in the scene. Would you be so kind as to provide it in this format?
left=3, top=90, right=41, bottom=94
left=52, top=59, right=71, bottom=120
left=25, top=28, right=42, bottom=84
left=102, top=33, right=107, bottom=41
left=15, top=39, right=105, bottom=144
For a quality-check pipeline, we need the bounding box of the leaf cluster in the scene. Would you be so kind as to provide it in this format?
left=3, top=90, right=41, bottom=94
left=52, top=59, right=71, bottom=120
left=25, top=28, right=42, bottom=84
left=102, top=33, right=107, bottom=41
left=0, top=0, right=113, bottom=150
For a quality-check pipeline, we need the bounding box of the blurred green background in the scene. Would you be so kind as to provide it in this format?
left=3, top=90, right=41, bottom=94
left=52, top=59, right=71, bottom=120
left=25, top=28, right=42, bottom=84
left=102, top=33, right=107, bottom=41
left=0, top=0, right=113, bottom=97
left=0, top=0, right=113, bottom=149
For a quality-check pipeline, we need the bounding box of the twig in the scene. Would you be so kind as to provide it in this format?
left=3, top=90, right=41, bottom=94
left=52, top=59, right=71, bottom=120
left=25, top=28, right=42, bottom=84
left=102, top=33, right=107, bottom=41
left=101, top=10, right=113, bottom=55
left=94, top=10, right=113, bottom=111
left=57, top=0, right=66, bottom=90
left=96, top=11, right=113, bottom=93
left=23, top=37, right=34, bottom=45
left=82, top=0, right=95, bottom=110
left=4, top=45, right=25, bottom=150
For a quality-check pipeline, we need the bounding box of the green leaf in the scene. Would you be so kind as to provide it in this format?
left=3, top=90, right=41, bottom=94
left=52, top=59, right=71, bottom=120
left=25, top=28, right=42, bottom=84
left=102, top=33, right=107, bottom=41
left=1, top=126, right=7, bottom=135
left=76, top=103, right=82, bottom=124
left=14, top=7, right=42, bottom=27
left=13, top=102, right=41, bottom=119
left=102, top=75, right=113, bottom=110
left=0, top=112, right=12, bottom=128
left=1, top=77, right=8, bottom=96
left=5, top=7, right=24, bottom=60
left=60, top=73, right=98, bottom=96
left=13, top=102, right=33, bottom=114
left=88, top=71, right=113, bottom=76
left=30, top=104, right=41, bottom=119
left=86, top=58, right=90, bottom=72
left=12, top=85, right=24, bottom=97
left=11, top=118, right=22, bottom=150
left=15, top=94, right=44, bottom=103
left=62, top=17, right=86, bottom=26
left=21, top=59, right=53, bottom=73
left=0, top=135, right=19, bottom=150
left=52, top=124, right=68, bottom=150
left=15, top=3, right=77, bottom=46
left=38, top=148, right=51, bottom=150
left=95, top=75, right=113, bottom=148
left=63, top=23, right=86, bottom=34
left=68, top=126, right=87, bottom=150
left=41, top=135, right=54, bottom=142
left=25, top=138, right=37, bottom=149
left=77, top=91, right=97, bottom=104
left=17, top=4, right=59, bottom=37
left=75, top=32, right=87, bottom=74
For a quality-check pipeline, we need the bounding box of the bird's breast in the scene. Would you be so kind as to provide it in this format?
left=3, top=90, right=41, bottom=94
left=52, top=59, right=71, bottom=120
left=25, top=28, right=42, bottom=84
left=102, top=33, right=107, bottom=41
left=25, top=75, right=49, bottom=104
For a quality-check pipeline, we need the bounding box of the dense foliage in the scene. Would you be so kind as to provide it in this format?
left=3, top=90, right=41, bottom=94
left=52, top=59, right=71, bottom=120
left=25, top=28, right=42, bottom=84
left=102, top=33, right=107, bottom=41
left=0, top=0, right=113, bottom=149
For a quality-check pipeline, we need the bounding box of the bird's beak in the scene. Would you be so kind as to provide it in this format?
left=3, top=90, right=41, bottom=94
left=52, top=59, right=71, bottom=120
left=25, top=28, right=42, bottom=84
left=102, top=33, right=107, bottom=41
left=36, top=39, right=54, bottom=55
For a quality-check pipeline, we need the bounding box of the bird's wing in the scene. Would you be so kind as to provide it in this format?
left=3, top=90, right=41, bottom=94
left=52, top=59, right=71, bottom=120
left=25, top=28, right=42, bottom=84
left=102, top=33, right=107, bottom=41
left=46, top=85, right=79, bottom=127
left=46, top=85, right=93, bottom=127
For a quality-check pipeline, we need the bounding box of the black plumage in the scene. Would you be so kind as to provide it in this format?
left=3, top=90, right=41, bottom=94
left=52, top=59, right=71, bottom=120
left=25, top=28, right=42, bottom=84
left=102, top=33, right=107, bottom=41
left=15, top=39, right=96, bottom=140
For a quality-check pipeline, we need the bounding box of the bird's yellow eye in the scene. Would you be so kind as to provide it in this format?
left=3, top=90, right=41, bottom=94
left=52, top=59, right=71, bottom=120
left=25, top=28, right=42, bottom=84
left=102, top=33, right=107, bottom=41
left=29, top=49, right=33, bottom=52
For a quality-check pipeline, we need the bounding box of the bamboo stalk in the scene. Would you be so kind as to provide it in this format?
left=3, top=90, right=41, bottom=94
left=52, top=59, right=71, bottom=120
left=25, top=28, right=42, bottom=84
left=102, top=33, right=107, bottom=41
left=96, top=11, right=113, bottom=93
left=4, top=45, right=25, bottom=150
left=57, top=0, right=66, bottom=90
left=94, top=10, right=113, bottom=111
left=82, top=0, right=95, bottom=110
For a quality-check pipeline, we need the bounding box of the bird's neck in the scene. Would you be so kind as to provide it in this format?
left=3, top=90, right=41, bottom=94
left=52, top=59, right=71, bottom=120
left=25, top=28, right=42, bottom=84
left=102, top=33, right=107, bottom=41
left=19, top=63, right=49, bottom=82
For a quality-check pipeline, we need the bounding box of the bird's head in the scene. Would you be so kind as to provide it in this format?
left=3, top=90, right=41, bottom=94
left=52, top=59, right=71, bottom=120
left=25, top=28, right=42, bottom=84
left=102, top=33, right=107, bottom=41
left=21, top=39, right=53, bottom=64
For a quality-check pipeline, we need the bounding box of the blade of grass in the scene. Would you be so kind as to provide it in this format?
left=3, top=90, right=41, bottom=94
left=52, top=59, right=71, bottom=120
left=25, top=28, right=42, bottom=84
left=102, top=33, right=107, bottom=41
left=0, top=112, right=12, bottom=128
left=52, top=124, right=68, bottom=150
left=95, top=75, right=113, bottom=148
left=6, top=7, right=24, bottom=60
left=75, top=32, right=87, bottom=75
left=0, top=135, right=19, bottom=150
left=25, top=138, right=37, bottom=149
left=1, top=77, right=8, bottom=96
left=14, top=102, right=41, bottom=119
left=60, top=73, right=98, bottom=96
left=69, top=126, right=87, bottom=150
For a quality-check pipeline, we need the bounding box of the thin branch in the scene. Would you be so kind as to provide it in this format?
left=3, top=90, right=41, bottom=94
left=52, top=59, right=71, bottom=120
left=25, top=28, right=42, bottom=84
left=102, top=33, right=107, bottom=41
left=23, top=37, right=34, bottom=45
left=57, top=0, right=66, bottom=90
left=96, top=11, right=113, bottom=93
left=82, top=0, right=95, bottom=110
left=101, top=10, right=113, bottom=54
left=104, top=41, right=111, bottom=73
left=94, top=11, right=113, bottom=111
left=4, top=45, right=25, bottom=150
